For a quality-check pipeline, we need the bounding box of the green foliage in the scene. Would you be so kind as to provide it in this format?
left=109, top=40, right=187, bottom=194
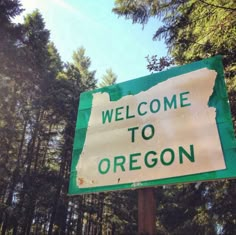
left=0, top=5, right=102, bottom=234
left=99, top=68, right=117, bottom=87
left=146, top=55, right=174, bottom=72
left=0, top=0, right=23, bottom=24
left=72, top=47, right=97, bottom=90
left=114, top=0, right=236, bottom=73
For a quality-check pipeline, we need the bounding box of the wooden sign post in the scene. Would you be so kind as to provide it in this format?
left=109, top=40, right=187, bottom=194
left=138, top=188, right=156, bottom=235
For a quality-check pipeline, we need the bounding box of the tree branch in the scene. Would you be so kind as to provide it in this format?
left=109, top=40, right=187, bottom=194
left=198, top=0, right=236, bottom=11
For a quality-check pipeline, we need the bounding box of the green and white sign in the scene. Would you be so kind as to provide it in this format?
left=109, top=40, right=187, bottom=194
left=69, top=56, right=236, bottom=195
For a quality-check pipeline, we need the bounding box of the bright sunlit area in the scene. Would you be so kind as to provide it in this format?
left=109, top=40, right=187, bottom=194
left=15, top=0, right=167, bottom=83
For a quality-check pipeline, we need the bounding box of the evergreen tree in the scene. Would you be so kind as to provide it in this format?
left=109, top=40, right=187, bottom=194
left=47, top=47, right=97, bottom=234
left=72, top=47, right=97, bottom=90
left=99, top=68, right=117, bottom=87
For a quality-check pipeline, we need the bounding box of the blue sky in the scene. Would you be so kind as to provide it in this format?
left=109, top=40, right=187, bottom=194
left=17, top=0, right=167, bottom=83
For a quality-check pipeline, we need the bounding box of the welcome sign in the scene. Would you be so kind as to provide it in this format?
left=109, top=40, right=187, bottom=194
left=69, top=56, right=236, bottom=195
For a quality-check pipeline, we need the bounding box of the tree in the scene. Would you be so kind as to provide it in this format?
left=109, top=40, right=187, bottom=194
left=0, top=0, right=27, bottom=78
left=47, top=47, right=97, bottom=234
left=71, top=47, right=97, bottom=90
left=113, top=0, right=236, bottom=73
left=0, top=7, right=67, bottom=234
left=0, top=1, right=28, bottom=234
left=0, top=0, right=22, bottom=24
left=99, top=68, right=117, bottom=87
left=0, top=4, right=106, bottom=235
left=13, top=10, right=64, bottom=235
left=0, top=5, right=103, bottom=232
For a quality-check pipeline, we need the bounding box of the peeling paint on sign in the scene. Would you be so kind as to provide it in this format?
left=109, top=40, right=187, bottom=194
left=69, top=56, right=236, bottom=195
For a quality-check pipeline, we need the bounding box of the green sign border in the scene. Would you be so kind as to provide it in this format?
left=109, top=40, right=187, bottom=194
left=69, top=56, right=236, bottom=195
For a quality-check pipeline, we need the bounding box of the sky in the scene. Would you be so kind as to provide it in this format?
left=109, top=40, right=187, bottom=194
left=16, top=0, right=168, bottom=83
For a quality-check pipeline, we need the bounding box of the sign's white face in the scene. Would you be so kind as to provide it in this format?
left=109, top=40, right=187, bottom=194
left=76, top=68, right=225, bottom=188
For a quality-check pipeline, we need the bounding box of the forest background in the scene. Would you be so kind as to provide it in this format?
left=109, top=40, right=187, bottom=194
left=0, top=0, right=235, bottom=234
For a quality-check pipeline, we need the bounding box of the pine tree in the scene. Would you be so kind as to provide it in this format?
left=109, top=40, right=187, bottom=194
left=99, top=68, right=117, bottom=87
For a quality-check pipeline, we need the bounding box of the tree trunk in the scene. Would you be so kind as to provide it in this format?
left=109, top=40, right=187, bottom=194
left=48, top=149, right=68, bottom=235
left=48, top=120, right=73, bottom=234
left=18, top=109, right=42, bottom=234
left=76, top=196, right=84, bottom=235
left=41, top=123, right=52, bottom=167
left=97, top=193, right=105, bottom=235
left=25, top=200, right=35, bottom=235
